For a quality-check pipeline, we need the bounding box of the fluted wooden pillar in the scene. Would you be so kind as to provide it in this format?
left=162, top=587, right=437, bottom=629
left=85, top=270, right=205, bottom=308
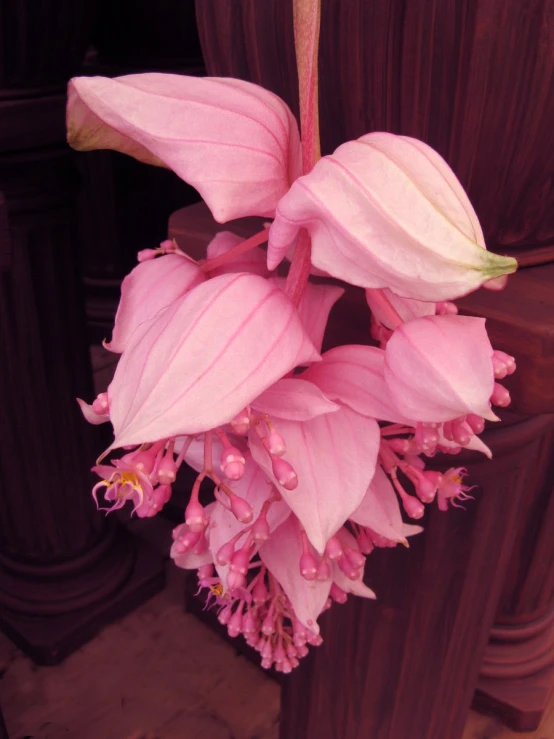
left=0, top=6, right=165, bottom=665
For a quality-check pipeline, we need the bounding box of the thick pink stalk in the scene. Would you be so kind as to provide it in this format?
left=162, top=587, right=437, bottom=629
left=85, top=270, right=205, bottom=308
left=288, top=0, right=322, bottom=307
left=293, top=0, right=321, bottom=174
left=285, top=229, right=313, bottom=308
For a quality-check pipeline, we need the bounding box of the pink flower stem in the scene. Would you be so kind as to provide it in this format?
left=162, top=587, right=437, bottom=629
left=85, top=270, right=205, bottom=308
left=200, top=229, right=268, bottom=273
left=285, top=228, right=313, bottom=308
left=368, top=289, right=404, bottom=329
left=293, top=0, right=322, bottom=174
left=285, top=0, right=322, bottom=308
left=175, top=436, right=193, bottom=468
left=191, top=431, right=214, bottom=502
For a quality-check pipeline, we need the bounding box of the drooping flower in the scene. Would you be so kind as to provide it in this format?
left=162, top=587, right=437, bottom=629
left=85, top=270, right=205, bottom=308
left=68, top=0, right=518, bottom=674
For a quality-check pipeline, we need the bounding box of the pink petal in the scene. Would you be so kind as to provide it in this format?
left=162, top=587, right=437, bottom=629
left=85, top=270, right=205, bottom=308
left=366, top=288, right=435, bottom=329
left=250, top=406, right=380, bottom=553
left=206, top=231, right=270, bottom=278
left=106, top=254, right=204, bottom=353
left=259, top=516, right=331, bottom=633
left=437, top=431, right=493, bottom=459
left=301, top=345, right=413, bottom=424
left=108, top=273, right=319, bottom=448
left=384, top=315, right=497, bottom=423
left=350, top=466, right=407, bottom=543
left=253, top=378, right=339, bottom=421
left=332, top=562, right=376, bottom=600
left=171, top=537, right=213, bottom=570
left=268, top=132, right=516, bottom=299
left=403, top=523, right=424, bottom=538
left=270, top=277, right=344, bottom=354
left=77, top=398, right=109, bottom=425
left=67, top=74, right=302, bottom=222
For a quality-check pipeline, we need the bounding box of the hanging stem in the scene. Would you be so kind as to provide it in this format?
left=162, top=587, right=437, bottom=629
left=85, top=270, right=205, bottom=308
left=287, top=0, right=322, bottom=307
left=293, top=0, right=322, bottom=174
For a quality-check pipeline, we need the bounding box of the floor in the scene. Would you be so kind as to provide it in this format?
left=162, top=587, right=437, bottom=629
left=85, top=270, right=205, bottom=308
left=1, top=347, right=551, bottom=739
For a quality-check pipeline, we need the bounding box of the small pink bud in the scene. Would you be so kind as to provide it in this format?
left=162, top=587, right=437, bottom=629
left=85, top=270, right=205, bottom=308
left=92, top=392, right=109, bottom=415
left=230, top=408, right=251, bottom=435
left=307, top=632, right=323, bottom=647
left=260, top=658, right=273, bottom=669
left=344, top=546, right=365, bottom=570
left=218, top=606, right=232, bottom=626
left=415, top=423, right=439, bottom=452
left=137, top=248, right=158, bottom=262
left=230, top=549, right=251, bottom=576
left=173, top=530, right=200, bottom=554
left=402, top=495, right=425, bottom=519
left=243, top=610, right=258, bottom=636
left=452, top=421, right=472, bottom=447
left=221, top=446, right=246, bottom=480
left=271, top=456, right=298, bottom=490
left=216, top=540, right=235, bottom=566
left=491, top=382, right=511, bottom=407
left=252, top=515, right=270, bottom=542
left=185, top=500, right=207, bottom=533
left=267, top=430, right=286, bottom=456
left=286, top=643, right=297, bottom=659
left=260, top=639, right=273, bottom=658
left=466, top=414, right=485, bottom=434
left=296, top=644, right=309, bottom=658
left=415, top=471, right=441, bottom=503
left=280, top=659, right=293, bottom=674
left=227, top=608, right=243, bottom=638
left=157, top=454, right=177, bottom=485
left=325, top=536, right=343, bottom=561
left=262, top=611, right=276, bottom=636
left=197, top=564, right=214, bottom=579
left=191, top=534, right=208, bottom=555
left=492, top=350, right=516, bottom=379
left=226, top=570, right=246, bottom=591
left=292, top=619, right=307, bottom=646
left=252, top=577, right=268, bottom=606
left=436, top=301, right=458, bottom=315
left=172, top=523, right=187, bottom=540
left=228, top=493, right=253, bottom=523
left=274, top=643, right=286, bottom=664
left=316, top=559, right=331, bottom=581
left=124, top=449, right=157, bottom=475
left=442, top=421, right=454, bottom=442
left=338, top=556, right=361, bottom=580
left=299, top=552, right=318, bottom=581
left=330, top=583, right=348, bottom=604
left=356, top=529, right=374, bottom=555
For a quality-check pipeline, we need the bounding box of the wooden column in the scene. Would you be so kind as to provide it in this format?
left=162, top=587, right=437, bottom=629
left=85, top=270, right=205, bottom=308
left=0, top=7, right=165, bottom=666
left=460, top=268, right=554, bottom=731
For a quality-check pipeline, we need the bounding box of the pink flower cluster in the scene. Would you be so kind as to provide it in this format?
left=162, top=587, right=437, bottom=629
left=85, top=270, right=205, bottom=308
left=67, top=2, right=517, bottom=671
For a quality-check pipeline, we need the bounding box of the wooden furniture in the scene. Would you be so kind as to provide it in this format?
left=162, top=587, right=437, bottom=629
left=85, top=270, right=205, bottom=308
left=189, top=2, right=554, bottom=734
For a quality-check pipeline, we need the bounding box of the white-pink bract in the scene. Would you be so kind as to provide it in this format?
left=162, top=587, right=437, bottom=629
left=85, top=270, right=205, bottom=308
left=67, top=0, right=517, bottom=674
